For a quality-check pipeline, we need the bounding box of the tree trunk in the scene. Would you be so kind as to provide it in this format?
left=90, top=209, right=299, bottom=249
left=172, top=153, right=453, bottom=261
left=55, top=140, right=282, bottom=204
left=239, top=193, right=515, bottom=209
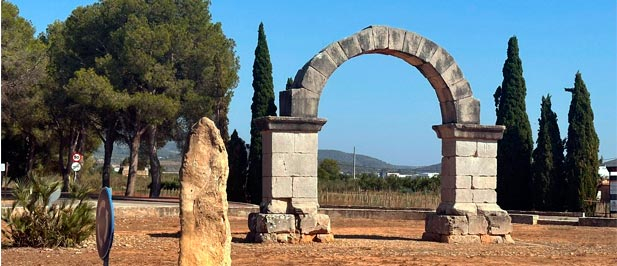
left=125, top=127, right=146, bottom=196
left=102, top=126, right=115, bottom=188
left=59, top=135, right=70, bottom=192
left=148, top=125, right=161, bottom=198
left=25, top=135, right=35, bottom=181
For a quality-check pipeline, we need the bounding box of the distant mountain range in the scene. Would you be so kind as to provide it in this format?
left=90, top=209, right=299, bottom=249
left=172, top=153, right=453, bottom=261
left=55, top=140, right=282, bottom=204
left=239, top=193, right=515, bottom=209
left=94, top=143, right=440, bottom=174
left=318, top=149, right=440, bottom=174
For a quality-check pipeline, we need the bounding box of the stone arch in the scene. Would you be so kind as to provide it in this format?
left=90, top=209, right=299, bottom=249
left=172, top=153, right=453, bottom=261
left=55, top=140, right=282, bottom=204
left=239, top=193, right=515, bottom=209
left=280, top=25, right=479, bottom=124
left=248, top=26, right=512, bottom=245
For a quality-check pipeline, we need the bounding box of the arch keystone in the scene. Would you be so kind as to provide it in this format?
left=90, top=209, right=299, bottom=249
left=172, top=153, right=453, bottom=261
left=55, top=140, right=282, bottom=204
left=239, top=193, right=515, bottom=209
left=371, top=25, right=389, bottom=49
left=387, top=27, right=406, bottom=51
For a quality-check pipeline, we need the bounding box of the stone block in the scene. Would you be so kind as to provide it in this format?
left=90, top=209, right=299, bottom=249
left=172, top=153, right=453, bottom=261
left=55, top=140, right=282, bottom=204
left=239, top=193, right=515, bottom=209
left=371, top=25, right=389, bottom=50
left=279, top=88, right=320, bottom=118
left=425, top=214, right=468, bottom=235
left=418, top=62, right=440, bottom=79
left=455, top=96, right=480, bottom=124
left=471, top=176, right=497, bottom=190
left=476, top=141, right=498, bottom=158
left=429, top=47, right=455, bottom=74
left=438, top=101, right=457, bottom=124
left=307, top=51, right=338, bottom=79
left=472, top=189, right=497, bottom=203
left=476, top=203, right=508, bottom=217
left=441, top=188, right=473, bottom=203
left=387, top=27, right=406, bottom=51
left=266, top=153, right=318, bottom=177
left=322, top=42, right=348, bottom=67
left=436, top=202, right=478, bottom=216
left=253, top=232, right=298, bottom=243
left=428, top=76, right=450, bottom=101
left=441, top=234, right=480, bottom=244
left=261, top=198, right=290, bottom=214
left=417, top=38, right=439, bottom=62
left=467, top=215, right=488, bottom=235
left=254, top=213, right=297, bottom=233
left=504, top=234, right=515, bottom=244
left=356, top=27, right=374, bottom=52
left=338, top=35, right=362, bottom=59
left=267, top=176, right=293, bottom=198
left=297, top=214, right=331, bottom=234
left=441, top=156, right=496, bottom=177
left=293, top=133, right=318, bottom=154
left=294, top=65, right=327, bottom=95
left=487, top=215, right=512, bottom=235
left=442, top=140, right=477, bottom=157
left=440, top=175, right=472, bottom=189
left=262, top=132, right=294, bottom=154
left=401, top=32, right=423, bottom=60
left=291, top=197, right=319, bottom=214
left=441, top=63, right=465, bottom=87
left=293, top=176, right=318, bottom=198
left=449, top=79, right=473, bottom=101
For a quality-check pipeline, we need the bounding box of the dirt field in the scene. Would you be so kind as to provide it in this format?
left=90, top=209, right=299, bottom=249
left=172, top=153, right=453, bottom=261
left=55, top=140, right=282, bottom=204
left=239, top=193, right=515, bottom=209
left=2, top=216, right=616, bottom=265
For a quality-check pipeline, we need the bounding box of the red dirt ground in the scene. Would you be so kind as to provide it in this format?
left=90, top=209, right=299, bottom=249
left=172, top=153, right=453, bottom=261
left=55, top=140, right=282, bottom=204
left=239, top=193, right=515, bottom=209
left=2, top=216, right=616, bottom=265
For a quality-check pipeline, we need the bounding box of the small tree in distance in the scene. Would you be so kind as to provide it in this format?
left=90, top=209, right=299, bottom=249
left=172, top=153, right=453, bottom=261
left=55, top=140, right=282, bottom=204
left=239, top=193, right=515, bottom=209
left=227, top=130, right=249, bottom=202
left=531, top=95, right=564, bottom=211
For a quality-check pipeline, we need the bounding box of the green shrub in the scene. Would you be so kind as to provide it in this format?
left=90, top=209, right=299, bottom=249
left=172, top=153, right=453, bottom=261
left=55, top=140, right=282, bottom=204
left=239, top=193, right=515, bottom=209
left=1, top=177, right=95, bottom=248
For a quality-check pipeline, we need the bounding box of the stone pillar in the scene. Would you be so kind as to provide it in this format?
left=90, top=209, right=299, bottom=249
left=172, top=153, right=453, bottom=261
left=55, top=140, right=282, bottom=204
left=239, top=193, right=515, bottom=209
left=422, top=123, right=514, bottom=244
left=246, top=116, right=334, bottom=243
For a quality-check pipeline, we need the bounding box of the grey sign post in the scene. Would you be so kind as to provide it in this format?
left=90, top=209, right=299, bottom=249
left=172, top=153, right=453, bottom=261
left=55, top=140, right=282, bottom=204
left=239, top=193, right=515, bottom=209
left=96, top=187, right=115, bottom=265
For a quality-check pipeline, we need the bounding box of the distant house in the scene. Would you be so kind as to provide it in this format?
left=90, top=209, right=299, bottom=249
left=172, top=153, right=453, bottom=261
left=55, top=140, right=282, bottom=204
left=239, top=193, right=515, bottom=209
left=120, top=165, right=149, bottom=177
left=418, top=172, right=439, bottom=178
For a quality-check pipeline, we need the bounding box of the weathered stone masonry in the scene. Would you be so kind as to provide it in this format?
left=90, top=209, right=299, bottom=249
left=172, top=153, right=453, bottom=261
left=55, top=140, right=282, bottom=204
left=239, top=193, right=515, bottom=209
left=247, top=25, right=513, bottom=244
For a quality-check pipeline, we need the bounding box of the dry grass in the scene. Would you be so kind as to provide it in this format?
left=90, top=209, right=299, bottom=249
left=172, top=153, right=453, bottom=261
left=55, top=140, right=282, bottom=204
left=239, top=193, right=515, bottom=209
left=319, top=190, right=440, bottom=209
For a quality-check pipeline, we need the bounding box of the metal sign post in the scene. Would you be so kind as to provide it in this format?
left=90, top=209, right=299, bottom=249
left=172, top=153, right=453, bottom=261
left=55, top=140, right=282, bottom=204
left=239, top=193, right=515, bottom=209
left=96, top=187, right=115, bottom=266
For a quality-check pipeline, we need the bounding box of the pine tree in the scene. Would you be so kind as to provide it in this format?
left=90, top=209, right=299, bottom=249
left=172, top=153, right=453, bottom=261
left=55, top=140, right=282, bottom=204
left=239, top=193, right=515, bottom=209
left=247, top=23, right=277, bottom=204
left=531, top=95, right=564, bottom=210
left=227, top=130, right=249, bottom=202
left=563, top=72, right=599, bottom=213
left=494, top=36, right=534, bottom=210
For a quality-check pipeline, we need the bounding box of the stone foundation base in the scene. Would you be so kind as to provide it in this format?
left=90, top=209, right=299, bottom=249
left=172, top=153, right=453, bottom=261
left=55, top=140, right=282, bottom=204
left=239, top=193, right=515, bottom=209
left=422, top=213, right=514, bottom=244
left=246, top=213, right=334, bottom=243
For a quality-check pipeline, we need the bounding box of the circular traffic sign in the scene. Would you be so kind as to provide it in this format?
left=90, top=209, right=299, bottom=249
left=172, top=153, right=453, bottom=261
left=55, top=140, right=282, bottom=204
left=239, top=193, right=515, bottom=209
left=96, top=187, right=114, bottom=261
left=72, top=153, right=82, bottom=162
left=71, top=162, right=82, bottom=172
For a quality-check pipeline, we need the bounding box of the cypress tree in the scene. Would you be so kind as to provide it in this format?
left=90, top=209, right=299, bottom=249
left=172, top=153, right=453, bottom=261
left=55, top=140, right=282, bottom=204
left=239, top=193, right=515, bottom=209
left=227, top=130, right=249, bottom=202
left=494, top=36, right=534, bottom=210
left=531, top=95, right=564, bottom=210
left=563, top=72, right=599, bottom=213
left=285, top=77, right=294, bottom=90
left=247, top=22, right=277, bottom=204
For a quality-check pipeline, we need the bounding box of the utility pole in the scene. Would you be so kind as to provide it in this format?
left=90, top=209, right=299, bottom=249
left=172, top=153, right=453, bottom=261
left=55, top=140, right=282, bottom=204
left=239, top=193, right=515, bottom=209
left=353, top=146, right=356, bottom=180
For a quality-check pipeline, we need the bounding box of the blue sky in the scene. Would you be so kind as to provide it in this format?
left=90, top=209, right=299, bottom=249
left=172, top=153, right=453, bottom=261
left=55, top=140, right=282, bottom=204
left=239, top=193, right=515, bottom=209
left=11, top=0, right=617, bottom=166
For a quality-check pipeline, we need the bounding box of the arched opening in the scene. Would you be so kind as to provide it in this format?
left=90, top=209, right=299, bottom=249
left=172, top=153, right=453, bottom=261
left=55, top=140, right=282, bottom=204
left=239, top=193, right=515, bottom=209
left=249, top=26, right=511, bottom=244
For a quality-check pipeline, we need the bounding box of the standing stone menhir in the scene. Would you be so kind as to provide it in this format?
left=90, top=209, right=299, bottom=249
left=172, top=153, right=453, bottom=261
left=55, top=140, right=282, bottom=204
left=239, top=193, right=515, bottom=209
left=178, top=117, right=231, bottom=266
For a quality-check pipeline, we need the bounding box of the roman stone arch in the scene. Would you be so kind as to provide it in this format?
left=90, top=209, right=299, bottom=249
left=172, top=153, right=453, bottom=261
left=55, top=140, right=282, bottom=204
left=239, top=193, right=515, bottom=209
left=247, top=26, right=513, bottom=244
left=280, top=25, right=479, bottom=125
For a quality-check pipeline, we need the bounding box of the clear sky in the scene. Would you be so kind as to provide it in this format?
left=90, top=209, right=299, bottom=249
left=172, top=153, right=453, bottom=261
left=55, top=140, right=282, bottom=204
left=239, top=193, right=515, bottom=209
left=11, top=0, right=617, bottom=166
